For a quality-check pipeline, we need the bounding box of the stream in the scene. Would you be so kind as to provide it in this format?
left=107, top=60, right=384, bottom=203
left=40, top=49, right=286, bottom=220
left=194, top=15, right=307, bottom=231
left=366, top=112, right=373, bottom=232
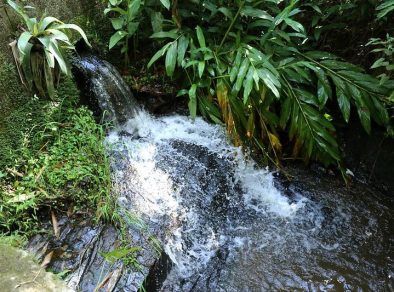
left=69, top=54, right=394, bottom=291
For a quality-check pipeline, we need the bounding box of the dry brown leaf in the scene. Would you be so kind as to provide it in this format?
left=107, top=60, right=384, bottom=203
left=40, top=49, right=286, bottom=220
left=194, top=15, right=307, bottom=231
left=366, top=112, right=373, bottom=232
left=51, top=210, right=60, bottom=238
left=41, top=251, right=54, bottom=268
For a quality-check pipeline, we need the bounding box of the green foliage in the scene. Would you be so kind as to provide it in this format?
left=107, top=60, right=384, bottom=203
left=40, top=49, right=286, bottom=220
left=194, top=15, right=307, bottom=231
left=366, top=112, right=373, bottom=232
left=367, top=34, right=394, bottom=85
left=376, top=0, right=394, bottom=18
left=101, top=246, right=142, bottom=270
left=104, top=0, right=169, bottom=64
left=0, top=73, right=114, bottom=236
left=142, top=0, right=393, bottom=168
left=7, top=0, right=90, bottom=98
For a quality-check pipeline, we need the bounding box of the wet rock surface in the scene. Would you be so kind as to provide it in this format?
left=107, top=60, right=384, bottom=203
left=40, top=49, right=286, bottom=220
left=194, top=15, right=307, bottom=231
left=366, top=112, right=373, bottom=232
left=27, top=216, right=159, bottom=292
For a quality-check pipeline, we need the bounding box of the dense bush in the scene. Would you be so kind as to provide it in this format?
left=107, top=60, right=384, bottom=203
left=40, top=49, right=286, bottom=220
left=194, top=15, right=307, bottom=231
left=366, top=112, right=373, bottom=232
left=104, top=0, right=394, bottom=171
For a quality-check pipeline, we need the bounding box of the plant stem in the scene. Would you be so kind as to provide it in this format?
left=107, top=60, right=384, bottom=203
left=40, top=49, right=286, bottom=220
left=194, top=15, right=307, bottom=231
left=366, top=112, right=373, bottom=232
left=216, top=1, right=245, bottom=53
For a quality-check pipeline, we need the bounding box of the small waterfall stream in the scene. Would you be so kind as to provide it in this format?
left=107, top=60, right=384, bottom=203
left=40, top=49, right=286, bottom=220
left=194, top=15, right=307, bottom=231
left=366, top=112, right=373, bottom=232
left=73, top=55, right=394, bottom=291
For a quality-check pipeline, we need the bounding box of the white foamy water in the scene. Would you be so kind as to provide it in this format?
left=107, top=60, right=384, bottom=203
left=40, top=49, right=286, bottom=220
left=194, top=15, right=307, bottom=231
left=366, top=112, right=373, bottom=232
left=108, top=111, right=303, bottom=217
left=106, top=110, right=306, bottom=287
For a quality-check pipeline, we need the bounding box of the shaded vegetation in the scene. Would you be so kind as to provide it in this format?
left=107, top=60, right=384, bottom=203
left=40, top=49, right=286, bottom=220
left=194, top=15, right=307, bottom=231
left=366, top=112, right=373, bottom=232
left=104, top=0, right=394, bottom=173
left=0, top=62, right=113, bottom=237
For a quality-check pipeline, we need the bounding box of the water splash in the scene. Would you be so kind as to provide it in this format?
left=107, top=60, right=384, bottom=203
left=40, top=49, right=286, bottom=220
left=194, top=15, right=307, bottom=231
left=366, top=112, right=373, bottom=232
left=107, top=111, right=308, bottom=290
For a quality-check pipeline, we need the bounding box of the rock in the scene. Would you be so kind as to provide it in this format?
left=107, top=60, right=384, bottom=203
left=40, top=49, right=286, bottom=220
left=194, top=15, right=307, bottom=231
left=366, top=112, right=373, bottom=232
left=27, top=217, right=159, bottom=292
left=0, top=244, right=72, bottom=292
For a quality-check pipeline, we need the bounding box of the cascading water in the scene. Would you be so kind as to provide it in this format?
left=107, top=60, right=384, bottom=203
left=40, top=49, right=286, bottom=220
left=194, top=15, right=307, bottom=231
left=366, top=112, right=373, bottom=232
left=73, top=54, right=139, bottom=125
left=74, top=55, right=394, bottom=291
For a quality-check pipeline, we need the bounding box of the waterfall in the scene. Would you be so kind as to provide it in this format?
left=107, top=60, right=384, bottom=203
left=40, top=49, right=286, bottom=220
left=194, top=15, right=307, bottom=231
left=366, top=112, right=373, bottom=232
left=72, top=54, right=394, bottom=291
left=73, top=55, right=139, bottom=125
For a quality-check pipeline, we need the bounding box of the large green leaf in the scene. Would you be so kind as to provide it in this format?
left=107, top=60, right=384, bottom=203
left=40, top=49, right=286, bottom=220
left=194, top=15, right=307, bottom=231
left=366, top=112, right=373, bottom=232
left=111, top=17, right=125, bottom=30
left=376, top=0, right=394, bottom=18
left=128, top=0, right=141, bottom=20
left=150, top=30, right=179, bottom=39
left=177, top=35, right=189, bottom=66
left=109, top=31, right=128, bottom=49
left=165, top=41, right=178, bottom=77
left=148, top=42, right=172, bottom=68
left=52, top=23, right=91, bottom=47
left=48, top=40, right=68, bottom=75
left=196, top=26, right=206, bottom=48
left=17, top=32, right=33, bottom=61
left=160, top=0, right=170, bottom=10
left=39, top=16, right=62, bottom=31
left=234, top=58, right=250, bottom=93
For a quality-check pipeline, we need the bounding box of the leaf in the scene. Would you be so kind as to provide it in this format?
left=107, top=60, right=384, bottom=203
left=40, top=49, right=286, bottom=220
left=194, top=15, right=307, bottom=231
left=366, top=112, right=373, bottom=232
left=230, top=50, right=242, bottom=83
left=241, top=6, right=273, bottom=20
left=243, top=67, right=254, bottom=104
left=358, top=107, right=371, bottom=134
left=128, top=0, right=141, bottom=20
left=337, top=88, right=351, bottom=123
left=150, top=30, right=179, bottom=39
left=104, top=7, right=127, bottom=15
left=127, top=22, right=139, bottom=36
left=315, top=68, right=331, bottom=107
left=46, top=29, right=70, bottom=43
left=52, top=23, right=91, bottom=47
left=110, top=17, right=125, bottom=30
left=196, top=26, right=206, bottom=48
left=109, top=31, right=128, bottom=49
left=258, top=69, right=280, bottom=98
left=198, top=61, right=205, bottom=78
left=51, top=210, right=60, bottom=238
left=39, top=16, right=62, bottom=31
left=48, top=41, right=69, bottom=74
left=284, top=18, right=305, bottom=33
left=160, top=0, right=170, bottom=10
left=151, top=11, right=164, bottom=33
left=165, top=41, right=178, bottom=77
left=188, top=84, right=198, bottom=120
left=218, top=7, right=233, bottom=19
left=268, top=132, right=282, bottom=152
left=148, top=42, right=172, bottom=68
left=234, top=58, right=250, bottom=93
left=280, top=96, right=291, bottom=128
left=177, top=35, right=189, bottom=66
left=17, top=32, right=33, bottom=61
left=377, top=0, right=394, bottom=18
left=41, top=251, right=54, bottom=268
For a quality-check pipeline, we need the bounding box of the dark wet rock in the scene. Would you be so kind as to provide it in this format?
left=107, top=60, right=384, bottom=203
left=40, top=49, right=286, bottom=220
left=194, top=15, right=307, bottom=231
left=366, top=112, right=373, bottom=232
left=27, top=216, right=159, bottom=292
left=133, top=91, right=188, bottom=116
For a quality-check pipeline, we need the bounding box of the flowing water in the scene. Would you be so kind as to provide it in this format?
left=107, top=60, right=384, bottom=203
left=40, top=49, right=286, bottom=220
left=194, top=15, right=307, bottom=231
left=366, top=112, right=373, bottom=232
left=75, top=55, right=394, bottom=291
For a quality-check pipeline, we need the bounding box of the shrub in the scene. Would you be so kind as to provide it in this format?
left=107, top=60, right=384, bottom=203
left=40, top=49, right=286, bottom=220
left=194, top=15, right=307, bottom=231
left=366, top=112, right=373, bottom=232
left=7, top=0, right=90, bottom=98
left=140, top=0, right=393, bottom=169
